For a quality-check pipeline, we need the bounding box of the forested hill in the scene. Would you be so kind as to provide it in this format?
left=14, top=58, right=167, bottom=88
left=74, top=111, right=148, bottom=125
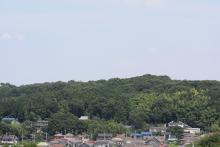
left=0, top=74, right=220, bottom=130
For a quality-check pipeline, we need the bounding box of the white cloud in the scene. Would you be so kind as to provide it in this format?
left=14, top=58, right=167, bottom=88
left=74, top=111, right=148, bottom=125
left=141, top=48, right=160, bottom=54
left=15, top=33, right=25, bottom=41
left=50, top=0, right=164, bottom=8
left=121, top=0, right=162, bottom=8
left=148, top=47, right=159, bottom=53
left=0, top=33, right=12, bottom=40
left=0, top=33, right=25, bottom=41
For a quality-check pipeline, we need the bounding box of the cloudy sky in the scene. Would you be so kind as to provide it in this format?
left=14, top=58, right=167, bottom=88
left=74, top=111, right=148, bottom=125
left=0, top=0, right=220, bottom=85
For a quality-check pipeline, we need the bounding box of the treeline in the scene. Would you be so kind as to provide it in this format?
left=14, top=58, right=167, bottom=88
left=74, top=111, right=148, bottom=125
left=0, top=74, right=220, bottom=132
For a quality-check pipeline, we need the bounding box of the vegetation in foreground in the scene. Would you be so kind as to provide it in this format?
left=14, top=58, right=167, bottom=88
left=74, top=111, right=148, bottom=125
left=189, top=133, right=220, bottom=147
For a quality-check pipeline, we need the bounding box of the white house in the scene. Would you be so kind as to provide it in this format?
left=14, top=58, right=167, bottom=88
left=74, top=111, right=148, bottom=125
left=168, top=121, right=190, bottom=128
left=79, top=116, right=89, bottom=120
left=184, top=128, right=200, bottom=134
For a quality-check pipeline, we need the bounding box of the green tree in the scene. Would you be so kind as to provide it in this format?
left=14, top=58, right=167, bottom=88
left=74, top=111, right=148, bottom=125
left=48, top=112, right=79, bottom=135
left=210, top=123, right=220, bottom=132
left=197, top=133, right=220, bottom=147
left=167, top=126, right=184, bottom=141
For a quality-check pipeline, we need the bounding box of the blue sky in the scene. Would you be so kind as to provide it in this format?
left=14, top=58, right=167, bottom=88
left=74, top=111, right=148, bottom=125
left=0, top=0, right=220, bottom=85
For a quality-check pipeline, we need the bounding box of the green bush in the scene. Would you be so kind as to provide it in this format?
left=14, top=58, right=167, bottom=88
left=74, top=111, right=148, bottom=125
left=196, top=133, right=220, bottom=147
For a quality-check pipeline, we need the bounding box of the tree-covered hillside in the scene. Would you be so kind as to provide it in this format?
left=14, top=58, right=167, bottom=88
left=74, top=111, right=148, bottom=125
left=0, top=74, right=220, bottom=131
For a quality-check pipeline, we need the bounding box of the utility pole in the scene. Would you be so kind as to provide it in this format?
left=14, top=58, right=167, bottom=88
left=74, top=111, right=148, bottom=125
left=33, top=134, right=35, bottom=143
left=125, top=129, right=127, bottom=141
left=135, top=130, right=137, bottom=140
left=46, top=132, right=48, bottom=142
left=22, top=130, right=24, bottom=146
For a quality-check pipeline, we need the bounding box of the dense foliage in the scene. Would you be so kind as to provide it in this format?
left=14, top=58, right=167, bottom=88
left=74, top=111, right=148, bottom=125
left=196, top=133, right=220, bottom=147
left=0, top=74, right=220, bottom=134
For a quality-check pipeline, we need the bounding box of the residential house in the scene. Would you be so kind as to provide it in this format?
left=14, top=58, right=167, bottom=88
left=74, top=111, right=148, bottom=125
left=112, top=137, right=124, bottom=147
left=0, top=135, right=18, bottom=144
left=149, top=127, right=166, bottom=135
left=113, top=134, right=125, bottom=140
left=69, top=140, right=83, bottom=147
left=167, top=134, right=177, bottom=142
left=79, top=116, right=89, bottom=121
left=130, top=132, right=153, bottom=140
left=94, top=140, right=114, bottom=147
left=97, top=134, right=113, bottom=141
left=168, top=120, right=201, bottom=144
left=141, top=132, right=153, bottom=139
left=130, top=133, right=142, bottom=139
left=49, top=138, right=82, bottom=147
left=114, top=141, right=123, bottom=147
left=180, top=133, right=200, bottom=146
left=49, top=140, right=66, bottom=147
left=184, top=128, right=200, bottom=134
left=124, top=140, right=146, bottom=147
left=78, top=142, right=94, bottom=147
left=145, top=137, right=163, bottom=147
left=54, top=133, right=64, bottom=139
left=64, top=133, right=74, bottom=139
left=168, top=121, right=190, bottom=129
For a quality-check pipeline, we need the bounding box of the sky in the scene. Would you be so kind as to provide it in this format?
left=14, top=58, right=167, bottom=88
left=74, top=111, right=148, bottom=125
left=0, top=0, right=220, bottom=85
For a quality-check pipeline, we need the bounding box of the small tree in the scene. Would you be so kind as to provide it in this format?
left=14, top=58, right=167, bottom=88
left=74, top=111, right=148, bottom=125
left=197, top=133, right=220, bottom=147
left=167, top=126, right=184, bottom=141
left=210, top=123, right=220, bottom=132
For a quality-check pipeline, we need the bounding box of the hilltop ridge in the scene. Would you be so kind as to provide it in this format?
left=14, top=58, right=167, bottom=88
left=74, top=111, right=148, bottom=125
left=0, top=74, right=220, bottom=131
